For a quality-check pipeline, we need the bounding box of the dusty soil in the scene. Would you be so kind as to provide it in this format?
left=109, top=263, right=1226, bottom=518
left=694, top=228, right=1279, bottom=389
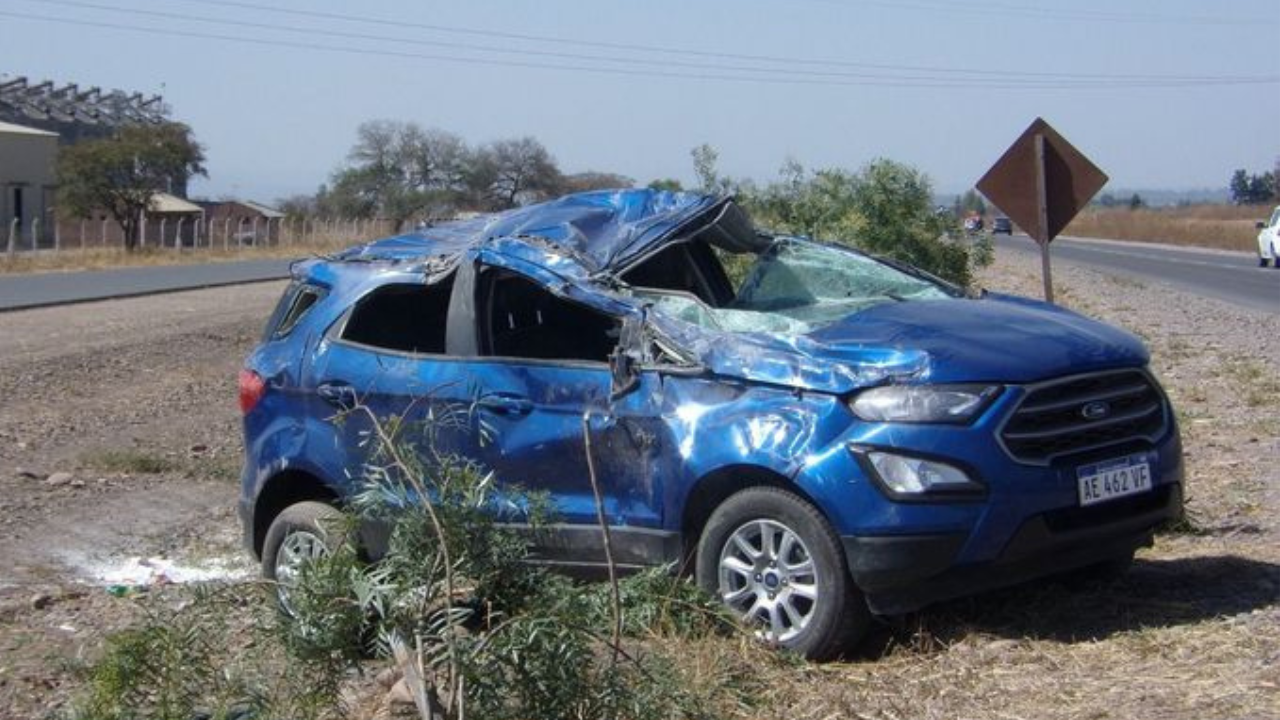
left=0, top=281, right=286, bottom=718
left=0, top=249, right=1276, bottom=719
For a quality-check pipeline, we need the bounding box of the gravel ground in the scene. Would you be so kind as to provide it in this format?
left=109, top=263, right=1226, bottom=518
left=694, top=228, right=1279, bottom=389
left=0, top=249, right=1275, bottom=719
left=0, top=282, right=285, bottom=718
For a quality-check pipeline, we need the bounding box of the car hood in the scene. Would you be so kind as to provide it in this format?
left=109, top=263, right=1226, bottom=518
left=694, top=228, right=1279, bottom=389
left=334, top=189, right=765, bottom=272
left=655, top=292, right=1149, bottom=394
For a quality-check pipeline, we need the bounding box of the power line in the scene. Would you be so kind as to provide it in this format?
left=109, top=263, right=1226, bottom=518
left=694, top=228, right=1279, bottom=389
left=2, top=8, right=1275, bottom=91
left=787, top=0, right=1272, bottom=27
left=149, top=0, right=1274, bottom=78
left=31, top=0, right=1270, bottom=85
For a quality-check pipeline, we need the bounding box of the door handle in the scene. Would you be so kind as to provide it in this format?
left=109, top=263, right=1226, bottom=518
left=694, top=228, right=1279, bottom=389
left=477, top=393, right=533, bottom=416
left=316, top=382, right=358, bottom=410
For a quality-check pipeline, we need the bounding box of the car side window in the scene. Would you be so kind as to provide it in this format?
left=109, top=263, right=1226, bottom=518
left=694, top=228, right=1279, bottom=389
left=340, top=276, right=454, bottom=354
left=481, top=271, right=620, bottom=364
left=263, top=282, right=325, bottom=341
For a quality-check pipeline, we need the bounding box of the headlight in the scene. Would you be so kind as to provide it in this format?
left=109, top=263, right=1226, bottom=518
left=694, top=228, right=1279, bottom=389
left=863, top=450, right=983, bottom=497
left=850, top=384, right=1001, bottom=423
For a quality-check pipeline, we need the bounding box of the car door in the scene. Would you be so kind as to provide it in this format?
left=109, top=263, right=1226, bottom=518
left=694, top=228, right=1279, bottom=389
left=442, top=253, right=676, bottom=567
left=306, top=274, right=488, bottom=500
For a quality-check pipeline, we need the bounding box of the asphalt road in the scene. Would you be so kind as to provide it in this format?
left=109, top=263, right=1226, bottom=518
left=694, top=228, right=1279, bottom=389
left=0, top=258, right=294, bottom=311
left=993, top=234, right=1279, bottom=313
left=1, top=236, right=1276, bottom=313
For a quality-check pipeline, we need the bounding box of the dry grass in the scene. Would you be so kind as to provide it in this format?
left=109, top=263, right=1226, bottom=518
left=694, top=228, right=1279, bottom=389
left=1064, top=204, right=1267, bottom=252
left=0, top=232, right=370, bottom=275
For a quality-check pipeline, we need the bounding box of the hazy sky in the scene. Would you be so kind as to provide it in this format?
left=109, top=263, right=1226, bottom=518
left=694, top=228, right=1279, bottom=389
left=3, top=0, right=1277, bottom=202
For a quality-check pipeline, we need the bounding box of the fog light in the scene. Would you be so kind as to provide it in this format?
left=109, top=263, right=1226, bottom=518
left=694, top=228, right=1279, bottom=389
left=866, top=451, right=979, bottom=496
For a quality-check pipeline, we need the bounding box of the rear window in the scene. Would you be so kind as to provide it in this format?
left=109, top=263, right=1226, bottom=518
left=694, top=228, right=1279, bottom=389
left=263, top=282, right=325, bottom=341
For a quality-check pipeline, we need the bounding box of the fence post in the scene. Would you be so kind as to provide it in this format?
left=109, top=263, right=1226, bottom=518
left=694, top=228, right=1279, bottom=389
left=140, top=211, right=147, bottom=249
left=79, top=219, right=86, bottom=249
left=251, top=217, right=259, bottom=247
left=159, top=218, right=168, bottom=250
left=175, top=217, right=186, bottom=252
left=101, top=218, right=108, bottom=247
left=53, top=219, right=61, bottom=252
left=31, top=218, right=40, bottom=251
left=223, top=217, right=230, bottom=250
left=8, top=218, right=18, bottom=255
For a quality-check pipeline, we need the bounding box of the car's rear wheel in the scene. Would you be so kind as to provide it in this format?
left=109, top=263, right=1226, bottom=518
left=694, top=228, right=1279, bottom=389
left=262, top=501, right=344, bottom=615
left=695, top=486, right=869, bottom=660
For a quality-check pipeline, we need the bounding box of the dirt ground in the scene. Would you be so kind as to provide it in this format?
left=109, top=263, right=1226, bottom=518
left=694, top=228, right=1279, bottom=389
left=0, top=249, right=1276, bottom=719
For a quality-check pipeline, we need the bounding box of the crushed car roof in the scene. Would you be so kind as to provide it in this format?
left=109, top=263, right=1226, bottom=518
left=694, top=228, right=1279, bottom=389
left=330, top=189, right=758, bottom=272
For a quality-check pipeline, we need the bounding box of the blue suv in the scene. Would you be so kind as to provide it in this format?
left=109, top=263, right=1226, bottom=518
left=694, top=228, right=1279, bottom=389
left=239, top=189, right=1183, bottom=659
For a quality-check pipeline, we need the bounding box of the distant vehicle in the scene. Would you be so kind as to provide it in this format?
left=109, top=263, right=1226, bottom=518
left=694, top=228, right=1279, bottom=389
left=991, top=217, right=1013, bottom=235
left=963, top=214, right=984, bottom=234
left=1256, top=206, right=1280, bottom=268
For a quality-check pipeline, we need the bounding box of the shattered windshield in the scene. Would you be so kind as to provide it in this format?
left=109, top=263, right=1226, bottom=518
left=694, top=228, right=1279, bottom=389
left=635, top=238, right=954, bottom=335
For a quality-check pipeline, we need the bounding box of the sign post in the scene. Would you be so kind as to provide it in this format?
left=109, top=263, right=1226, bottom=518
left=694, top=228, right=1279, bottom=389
left=977, top=118, right=1108, bottom=303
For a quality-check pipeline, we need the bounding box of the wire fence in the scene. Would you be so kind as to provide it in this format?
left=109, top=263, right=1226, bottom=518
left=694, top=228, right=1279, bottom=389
left=4, top=215, right=400, bottom=257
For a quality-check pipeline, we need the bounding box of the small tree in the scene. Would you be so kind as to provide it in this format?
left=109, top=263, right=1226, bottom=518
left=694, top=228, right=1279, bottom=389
left=957, top=188, right=987, bottom=216
left=57, top=123, right=206, bottom=251
left=1128, top=193, right=1145, bottom=210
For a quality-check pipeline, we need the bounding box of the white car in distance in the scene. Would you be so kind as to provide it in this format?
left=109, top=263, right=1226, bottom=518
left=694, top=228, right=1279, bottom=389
left=1258, top=206, right=1280, bottom=268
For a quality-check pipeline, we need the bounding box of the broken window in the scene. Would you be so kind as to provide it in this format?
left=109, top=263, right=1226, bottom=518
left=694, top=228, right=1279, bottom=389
left=633, top=238, right=955, bottom=335
left=481, top=271, right=620, bottom=363
left=340, top=277, right=454, bottom=354
left=619, top=241, right=735, bottom=306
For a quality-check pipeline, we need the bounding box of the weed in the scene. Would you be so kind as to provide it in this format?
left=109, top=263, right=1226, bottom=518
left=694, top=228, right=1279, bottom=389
left=64, top=585, right=343, bottom=720
left=81, top=448, right=178, bottom=474
left=275, top=405, right=747, bottom=719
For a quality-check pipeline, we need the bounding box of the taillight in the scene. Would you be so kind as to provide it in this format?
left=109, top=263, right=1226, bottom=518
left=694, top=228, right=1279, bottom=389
left=238, top=369, right=266, bottom=414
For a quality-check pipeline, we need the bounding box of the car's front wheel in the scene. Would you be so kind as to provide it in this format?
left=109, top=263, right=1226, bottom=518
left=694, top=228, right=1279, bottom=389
left=695, top=486, right=870, bottom=660
left=262, top=501, right=344, bottom=615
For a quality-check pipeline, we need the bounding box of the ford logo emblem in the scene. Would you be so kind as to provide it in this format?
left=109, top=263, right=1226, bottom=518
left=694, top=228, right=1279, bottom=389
left=1081, top=401, right=1111, bottom=421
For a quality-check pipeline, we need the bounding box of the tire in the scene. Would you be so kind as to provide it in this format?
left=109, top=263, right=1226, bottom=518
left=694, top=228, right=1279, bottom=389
left=1262, top=256, right=1270, bottom=268
left=695, top=486, right=870, bottom=660
left=262, top=501, right=345, bottom=615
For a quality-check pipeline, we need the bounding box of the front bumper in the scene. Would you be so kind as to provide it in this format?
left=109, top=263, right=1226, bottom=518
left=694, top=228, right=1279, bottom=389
left=844, top=481, right=1183, bottom=615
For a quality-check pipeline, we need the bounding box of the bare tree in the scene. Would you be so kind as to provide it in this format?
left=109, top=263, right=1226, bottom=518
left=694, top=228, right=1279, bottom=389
left=477, top=136, right=563, bottom=209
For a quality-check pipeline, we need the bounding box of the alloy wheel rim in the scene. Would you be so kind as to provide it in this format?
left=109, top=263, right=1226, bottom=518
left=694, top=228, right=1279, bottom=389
left=717, top=519, right=819, bottom=642
left=275, top=529, right=328, bottom=613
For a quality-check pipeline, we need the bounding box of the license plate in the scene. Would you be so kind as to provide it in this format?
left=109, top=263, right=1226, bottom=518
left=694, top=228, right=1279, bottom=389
left=1077, top=455, right=1152, bottom=507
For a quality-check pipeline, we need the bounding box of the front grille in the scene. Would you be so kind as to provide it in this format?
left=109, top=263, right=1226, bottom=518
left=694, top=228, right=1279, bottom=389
left=1000, top=369, right=1167, bottom=465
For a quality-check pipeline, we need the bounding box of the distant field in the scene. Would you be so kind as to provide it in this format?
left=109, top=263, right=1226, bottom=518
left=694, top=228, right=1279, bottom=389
left=1063, top=204, right=1268, bottom=253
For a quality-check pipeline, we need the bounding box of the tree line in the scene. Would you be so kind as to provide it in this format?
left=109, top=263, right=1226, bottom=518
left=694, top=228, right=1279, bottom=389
left=1229, top=164, right=1278, bottom=206
left=280, top=120, right=632, bottom=226
left=51, top=118, right=987, bottom=285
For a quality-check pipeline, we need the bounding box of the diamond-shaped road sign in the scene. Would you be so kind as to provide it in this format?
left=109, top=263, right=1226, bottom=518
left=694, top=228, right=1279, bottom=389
left=977, top=117, right=1108, bottom=244
left=976, top=118, right=1108, bottom=302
